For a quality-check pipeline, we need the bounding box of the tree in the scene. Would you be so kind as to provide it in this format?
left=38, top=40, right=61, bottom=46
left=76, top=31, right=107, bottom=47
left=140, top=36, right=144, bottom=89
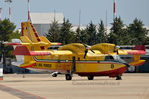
left=8, top=30, right=21, bottom=42
left=75, top=27, right=81, bottom=43
left=97, top=20, right=106, bottom=43
left=86, top=21, right=97, bottom=45
left=0, top=19, right=20, bottom=59
left=75, top=27, right=89, bottom=44
left=127, top=18, right=148, bottom=45
left=0, top=19, right=16, bottom=41
left=59, top=18, right=75, bottom=44
left=109, top=17, right=127, bottom=45
left=46, top=21, right=60, bottom=42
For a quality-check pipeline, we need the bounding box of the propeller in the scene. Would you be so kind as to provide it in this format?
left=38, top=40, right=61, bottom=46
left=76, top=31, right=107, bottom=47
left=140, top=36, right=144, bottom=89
left=114, top=46, right=120, bottom=55
left=113, top=45, right=131, bottom=69
left=82, top=43, right=95, bottom=59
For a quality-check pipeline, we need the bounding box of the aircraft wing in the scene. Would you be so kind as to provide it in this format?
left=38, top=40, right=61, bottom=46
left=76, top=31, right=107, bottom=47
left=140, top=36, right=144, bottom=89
left=124, top=45, right=146, bottom=55
left=123, top=45, right=146, bottom=66
left=6, top=42, right=62, bottom=46
left=126, top=50, right=146, bottom=55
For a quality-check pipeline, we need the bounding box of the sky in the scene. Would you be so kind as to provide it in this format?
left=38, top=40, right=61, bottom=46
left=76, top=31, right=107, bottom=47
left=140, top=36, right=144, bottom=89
left=0, top=0, right=149, bottom=29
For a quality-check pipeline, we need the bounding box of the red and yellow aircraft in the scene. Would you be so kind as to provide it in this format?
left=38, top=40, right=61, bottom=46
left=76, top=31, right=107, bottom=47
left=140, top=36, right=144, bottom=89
left=7, top=21, right=146, bottom=80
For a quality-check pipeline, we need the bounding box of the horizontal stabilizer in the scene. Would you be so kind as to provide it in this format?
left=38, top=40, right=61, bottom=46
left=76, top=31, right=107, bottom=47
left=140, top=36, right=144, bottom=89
left=13, top=46, right=51, bottom=56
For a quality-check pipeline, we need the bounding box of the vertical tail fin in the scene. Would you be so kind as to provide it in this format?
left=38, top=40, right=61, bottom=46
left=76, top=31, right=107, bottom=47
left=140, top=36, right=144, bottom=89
left=21, top=21, right=61, bottom=51
left=21, top=22, right=41, bottom=43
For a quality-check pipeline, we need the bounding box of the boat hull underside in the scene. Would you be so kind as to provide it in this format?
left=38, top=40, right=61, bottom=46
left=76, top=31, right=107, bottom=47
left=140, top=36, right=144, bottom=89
left=77, top=66, right=127, bottom=77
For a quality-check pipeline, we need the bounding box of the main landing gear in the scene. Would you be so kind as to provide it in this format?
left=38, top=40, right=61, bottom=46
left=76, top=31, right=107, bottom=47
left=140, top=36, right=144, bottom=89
left=87, top=76, right=94, bottom=80
left=65, top=74, right=72, bottom=80
left=116, top=74, right=122, bottom=80
left=65, top=57, right=75, bottom=81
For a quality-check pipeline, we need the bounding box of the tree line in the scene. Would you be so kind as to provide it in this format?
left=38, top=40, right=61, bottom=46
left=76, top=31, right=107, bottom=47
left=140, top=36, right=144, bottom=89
left=0, top=17, right=149, bottom=46
left=0, top=18, right=148, bottom=58
left=46, top=17, right=149, bottom=45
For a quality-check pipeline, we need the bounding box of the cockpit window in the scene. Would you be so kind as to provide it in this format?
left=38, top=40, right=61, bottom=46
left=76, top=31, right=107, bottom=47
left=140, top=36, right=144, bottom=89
left=105, top=55, right=114, bottom=61
left=113, top=55, right=126, bottom=63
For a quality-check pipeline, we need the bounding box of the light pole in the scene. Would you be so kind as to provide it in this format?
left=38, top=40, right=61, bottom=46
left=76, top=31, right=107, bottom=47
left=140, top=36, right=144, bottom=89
left=0, top=8, right=2, bottom=21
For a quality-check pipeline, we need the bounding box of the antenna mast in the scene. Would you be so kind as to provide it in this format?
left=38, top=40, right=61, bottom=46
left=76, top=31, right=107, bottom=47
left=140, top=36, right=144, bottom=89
left=78, top=10, right=81, bottom=43
left=0, top=8, right=2, bottom=21
left=53, top=10, right=56, bottom=42
left=5, top=0, right=12, bottom=20
left=105, top=10, right=108, bottom=42
left=27, top=0, right=31, bottom=21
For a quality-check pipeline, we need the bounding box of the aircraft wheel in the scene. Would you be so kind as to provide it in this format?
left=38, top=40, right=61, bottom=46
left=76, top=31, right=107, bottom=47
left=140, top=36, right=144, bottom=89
left=87, top=76, right=94, bottom=80
left=52, top=73, right=57, bottom=77
left=65, top=74, right=72, bottom=80
left=116, top=75, right=122, bottom=80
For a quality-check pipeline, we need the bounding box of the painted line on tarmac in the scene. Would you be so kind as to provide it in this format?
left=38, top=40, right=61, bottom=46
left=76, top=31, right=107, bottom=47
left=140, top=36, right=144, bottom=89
left=0, top=84, right=46, bottom=99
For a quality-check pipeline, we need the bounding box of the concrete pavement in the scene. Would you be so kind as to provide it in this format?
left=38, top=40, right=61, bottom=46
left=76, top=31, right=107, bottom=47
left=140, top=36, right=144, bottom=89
left=0, top=73, right=149, bottom=99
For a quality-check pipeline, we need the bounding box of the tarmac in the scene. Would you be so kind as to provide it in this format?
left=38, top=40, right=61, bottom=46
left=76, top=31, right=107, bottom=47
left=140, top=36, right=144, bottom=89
left=0, top=73, right=149, bottom=99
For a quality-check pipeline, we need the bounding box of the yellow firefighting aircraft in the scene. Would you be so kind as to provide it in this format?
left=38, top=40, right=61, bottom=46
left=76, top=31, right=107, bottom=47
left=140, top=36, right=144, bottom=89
left=7, top=21, right=146, bottom=80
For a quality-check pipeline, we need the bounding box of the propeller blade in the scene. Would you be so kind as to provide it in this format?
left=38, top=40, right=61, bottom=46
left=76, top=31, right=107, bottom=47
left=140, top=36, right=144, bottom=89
left=84, top=49, right=88, bottom=59
left=114, top=46, right=120, bottom=55
left=90, top=49, right=95, bottom=53
left=123, top=63, right=130, bottom=67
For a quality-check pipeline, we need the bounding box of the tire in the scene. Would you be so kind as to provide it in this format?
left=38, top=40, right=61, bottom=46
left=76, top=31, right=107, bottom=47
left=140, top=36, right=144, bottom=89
left=116, top=75, right=122, bottom=80
left=87, top=76, right=94, bottom=80
left=52, top=73, right=57, bottom=77
left=65, top=74, right=72, bottom=80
